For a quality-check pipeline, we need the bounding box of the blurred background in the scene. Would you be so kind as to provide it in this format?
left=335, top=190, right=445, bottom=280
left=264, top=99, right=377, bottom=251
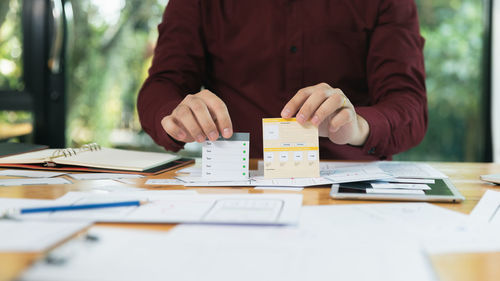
left=0, top=0, right=497, bottom=162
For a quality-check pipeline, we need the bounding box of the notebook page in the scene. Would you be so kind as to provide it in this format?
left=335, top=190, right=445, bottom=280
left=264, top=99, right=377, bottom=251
left=55, top=148, right=179, bottom=171
left=0, top=149, right=58, bottom=164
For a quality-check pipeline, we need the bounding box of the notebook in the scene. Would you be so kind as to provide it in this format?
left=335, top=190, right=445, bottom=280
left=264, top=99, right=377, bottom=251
left=0, top=142, right=48, bottom=157
left=0, top=143, right=193, bottom=175
left=480, top=174, right=500, bottom=185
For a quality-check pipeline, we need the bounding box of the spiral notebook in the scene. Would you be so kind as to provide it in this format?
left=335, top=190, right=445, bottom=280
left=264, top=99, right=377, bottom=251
left=0, top=143, right=193, bottom=175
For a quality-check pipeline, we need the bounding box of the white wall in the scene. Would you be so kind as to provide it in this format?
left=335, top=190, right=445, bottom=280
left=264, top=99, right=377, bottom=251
left=492, top=0, right=500, bottom=162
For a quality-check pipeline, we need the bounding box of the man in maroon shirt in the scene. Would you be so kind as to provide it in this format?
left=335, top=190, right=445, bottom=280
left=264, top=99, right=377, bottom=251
left=137, top=0, right=427, bottom=160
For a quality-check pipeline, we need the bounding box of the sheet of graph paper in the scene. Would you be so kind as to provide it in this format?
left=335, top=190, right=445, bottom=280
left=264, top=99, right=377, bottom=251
left=262, top=118, right=319, bottom=179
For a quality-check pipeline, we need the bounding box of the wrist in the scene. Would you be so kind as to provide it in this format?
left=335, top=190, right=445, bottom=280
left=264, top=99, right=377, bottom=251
left=348, top=115, right=370, bottom=146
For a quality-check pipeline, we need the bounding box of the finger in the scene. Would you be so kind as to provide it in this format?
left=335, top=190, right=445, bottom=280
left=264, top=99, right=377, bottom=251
left=172, top=104, right=206, bottom=143
left=296, top=89, right=333, bottom=125
left=329, top=108, right=355, bottom=135
left=176, top=122, right=195, bottom=143
left=280, top=87, right=314, bottom=119
left=161, top=116, right=188, bottom=142
left=311, top=90, right=349, bottom=126
left=187, top=97, right=220, bottom=141
left=198, top=91, right=233, bottom=139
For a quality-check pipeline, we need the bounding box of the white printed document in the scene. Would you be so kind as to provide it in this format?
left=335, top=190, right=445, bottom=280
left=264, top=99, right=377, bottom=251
left=376, top=162, right=448, bottom=179
left=145, top=179, right=185, bottom=186
left=323, top=165, right=391, bottom=183
left=0, top=169, right=66, bottom=178
left=178, top=176, right=332, bottom=187
left=67, top=173, right=144, bottom=181
left=320, top=162, right=448, bottom=179
left=371, top=183, right=431, bottom=190
left=20, top=191, right=302, bottom=225
left=470, top=190, right=500, bottom=225
left=0, top=220, right=90, bottom=252
left=0, top=177, right=71, bottom=187
left=21, top=215, right=435, bottom=281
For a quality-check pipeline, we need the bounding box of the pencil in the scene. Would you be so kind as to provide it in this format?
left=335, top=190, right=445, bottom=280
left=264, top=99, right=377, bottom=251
left=18, top=200, right=142, bottom=214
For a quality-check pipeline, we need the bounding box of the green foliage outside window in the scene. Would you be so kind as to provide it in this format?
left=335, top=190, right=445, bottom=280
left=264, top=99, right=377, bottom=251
left=66, top=0, right=167, bottom=149
left=396, top=0, right=486, bottom=161
left=0, top=0, right=31, bottom=139
left=0, top=0, right=23, bottom=91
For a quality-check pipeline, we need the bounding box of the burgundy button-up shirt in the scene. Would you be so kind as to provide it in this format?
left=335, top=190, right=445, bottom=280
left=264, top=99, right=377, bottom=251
left=138, top=0, right=427, bottom=160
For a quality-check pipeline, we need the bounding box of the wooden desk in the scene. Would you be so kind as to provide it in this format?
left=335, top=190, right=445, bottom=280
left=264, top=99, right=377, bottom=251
left=0, top=161, right=499, bottom=281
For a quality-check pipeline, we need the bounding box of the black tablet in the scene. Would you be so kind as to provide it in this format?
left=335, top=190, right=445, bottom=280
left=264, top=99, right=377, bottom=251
left=330, top=178, right=464, bottom=203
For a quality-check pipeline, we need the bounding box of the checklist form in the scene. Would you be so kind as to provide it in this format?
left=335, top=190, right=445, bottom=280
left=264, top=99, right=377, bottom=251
left=262, top=118, right=319, bottom=179
left=202, top=133, right=250, bottom=180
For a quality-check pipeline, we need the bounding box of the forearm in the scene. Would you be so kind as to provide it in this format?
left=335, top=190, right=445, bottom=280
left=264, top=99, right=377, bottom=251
left=356, top=93, right=427, bottom=158
left=138, top=0, right=205, bottom=151
left=360, top=0, right=427, bottom=158
left=137, top=78, right=185, bottom=152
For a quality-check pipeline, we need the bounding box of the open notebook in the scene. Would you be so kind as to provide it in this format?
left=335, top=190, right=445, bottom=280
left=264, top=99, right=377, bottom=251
left=0, top=144, right=193, bottom=174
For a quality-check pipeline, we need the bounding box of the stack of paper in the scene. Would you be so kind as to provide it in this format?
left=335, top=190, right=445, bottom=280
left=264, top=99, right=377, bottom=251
left=20, top=205, right=438, bottom=281
left=18, top=190, right=500, bottom=281
left=155, top=160, right=449, bottom=189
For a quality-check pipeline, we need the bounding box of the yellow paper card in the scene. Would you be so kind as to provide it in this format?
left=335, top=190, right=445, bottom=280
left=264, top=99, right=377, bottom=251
left=262, top=118, right=320, bottom=179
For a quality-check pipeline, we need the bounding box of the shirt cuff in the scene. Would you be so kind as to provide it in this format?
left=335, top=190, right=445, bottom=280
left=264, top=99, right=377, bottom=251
left=355, top=106, right=391, bottom=158
left=154, top=103, right=185, bottom=152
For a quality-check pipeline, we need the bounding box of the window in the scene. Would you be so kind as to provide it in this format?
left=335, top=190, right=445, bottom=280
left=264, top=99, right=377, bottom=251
left=65, top=0, right=168, bottom=151
left=395, top=0, right=489, bottom=161
left=0, top=0, right=23, bottom=91
left=0, top=0, right=32, bottom=142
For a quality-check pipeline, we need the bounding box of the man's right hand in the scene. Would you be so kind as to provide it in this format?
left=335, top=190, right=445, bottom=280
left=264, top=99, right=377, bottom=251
left=161, top=90, right=233, bottom=143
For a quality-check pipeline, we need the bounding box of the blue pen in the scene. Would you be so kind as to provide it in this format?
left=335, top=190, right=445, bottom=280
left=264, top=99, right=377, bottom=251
left=13, top=200, right=142, bottom=215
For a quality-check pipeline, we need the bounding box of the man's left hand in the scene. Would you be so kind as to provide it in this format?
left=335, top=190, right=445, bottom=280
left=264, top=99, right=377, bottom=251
left=281, top=82, right=370, bottom=146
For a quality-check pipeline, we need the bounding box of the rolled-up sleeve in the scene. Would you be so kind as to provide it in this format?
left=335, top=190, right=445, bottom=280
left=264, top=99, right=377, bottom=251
left=356, top=0, right=427, bottom=158
left=137, top=0, right=205, bottom=152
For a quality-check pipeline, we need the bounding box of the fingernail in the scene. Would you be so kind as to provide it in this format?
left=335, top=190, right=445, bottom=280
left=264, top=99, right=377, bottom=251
left=282, top=108, right=291, bottom=118
left=297, top=114, right=305, bottom=123
left=329, top=126, right=338, bottom=133
left=196, top=135, right=205, bottom=143
left=209, top=131, right=218, bottom=141
left=311, top=115, right=319, bottom=126
left=223, top=128, right=232, bottom=138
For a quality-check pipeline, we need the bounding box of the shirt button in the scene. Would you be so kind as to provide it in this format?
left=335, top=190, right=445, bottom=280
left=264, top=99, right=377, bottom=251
left=290, top=45, right=297, bottom=53
left=368, top=147, right=376, bottom=155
